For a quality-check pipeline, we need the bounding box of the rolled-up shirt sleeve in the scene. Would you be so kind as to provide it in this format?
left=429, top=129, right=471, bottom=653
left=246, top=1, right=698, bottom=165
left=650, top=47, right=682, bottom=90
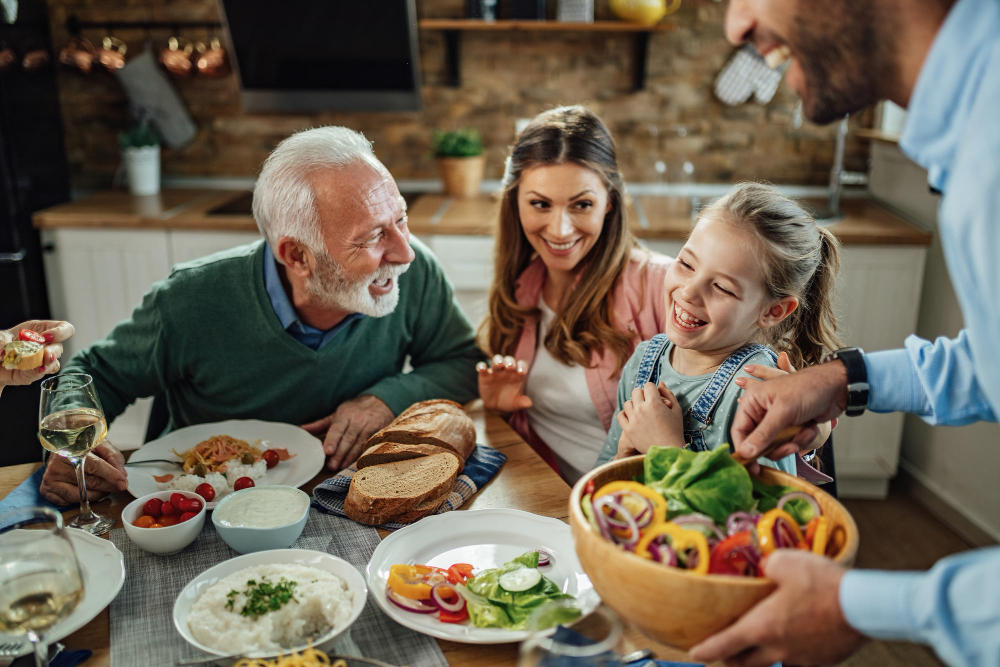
left=863, top=331, right=997, bottom=425
left=840, top=547, right=1000, bottom=667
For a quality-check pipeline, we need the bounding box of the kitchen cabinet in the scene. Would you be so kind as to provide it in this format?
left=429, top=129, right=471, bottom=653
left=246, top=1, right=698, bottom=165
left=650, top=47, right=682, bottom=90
left=41, top=227, right=261, bottom=450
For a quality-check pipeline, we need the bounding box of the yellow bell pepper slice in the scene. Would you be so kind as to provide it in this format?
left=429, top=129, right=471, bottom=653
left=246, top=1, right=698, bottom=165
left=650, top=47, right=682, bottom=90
left=388, top=564, right=437, bottom=600
left=634, top=522, right=710, bottom=575
left=806, top=516, right=832, bottom=555
left=593, top=481, right=667, bottom=527
left=757, top=508, right=805, bottom=555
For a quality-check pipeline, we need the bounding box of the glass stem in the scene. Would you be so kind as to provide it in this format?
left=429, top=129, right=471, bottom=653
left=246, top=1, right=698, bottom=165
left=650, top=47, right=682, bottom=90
left=26, top=629, right=48, bottom=667
left=70, top=457, right=94, bottom=520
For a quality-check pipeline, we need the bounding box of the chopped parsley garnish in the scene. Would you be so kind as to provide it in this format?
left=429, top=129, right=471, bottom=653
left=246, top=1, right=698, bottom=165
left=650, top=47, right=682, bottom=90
left=225, top=576, right=299, bottom=618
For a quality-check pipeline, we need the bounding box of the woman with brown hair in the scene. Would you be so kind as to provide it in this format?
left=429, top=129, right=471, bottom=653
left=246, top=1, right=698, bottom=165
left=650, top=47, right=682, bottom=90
left=477, top=105, right=672, bottom=483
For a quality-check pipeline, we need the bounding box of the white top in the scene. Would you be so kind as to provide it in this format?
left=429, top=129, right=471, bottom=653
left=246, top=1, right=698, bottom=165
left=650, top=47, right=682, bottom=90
left=524, top=300, right=608, bottom=484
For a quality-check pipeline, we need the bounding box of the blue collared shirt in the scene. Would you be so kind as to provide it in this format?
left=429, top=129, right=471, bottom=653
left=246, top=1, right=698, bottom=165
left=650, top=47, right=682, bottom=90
left=841, top=0, right=1000, bottom=664
left=262, top=246, right=363, bottom=350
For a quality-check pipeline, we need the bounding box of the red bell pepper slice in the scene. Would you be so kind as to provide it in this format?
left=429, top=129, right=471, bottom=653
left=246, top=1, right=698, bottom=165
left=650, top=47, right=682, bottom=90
left=447, top=563, right=475, bottom=585
left=439, top=607, right=469, bottom=623
left=708, top=530, right=757, bottom=576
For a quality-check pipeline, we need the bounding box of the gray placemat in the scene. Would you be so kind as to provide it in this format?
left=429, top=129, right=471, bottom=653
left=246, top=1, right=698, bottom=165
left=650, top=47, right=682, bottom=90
left=108, top=509, right=448, bottom=667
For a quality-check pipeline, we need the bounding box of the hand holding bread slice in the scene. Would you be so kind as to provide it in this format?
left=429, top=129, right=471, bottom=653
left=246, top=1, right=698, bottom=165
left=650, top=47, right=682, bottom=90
left=344, top=399, right=477, bottom=526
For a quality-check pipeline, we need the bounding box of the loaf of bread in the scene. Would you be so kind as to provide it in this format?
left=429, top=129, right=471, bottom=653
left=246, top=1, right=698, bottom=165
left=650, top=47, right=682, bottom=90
left=357, top=442, right=465, bottom=475
left=343, top=453, right=460, bottom=526
left=364, top=399, right=476, bottom=460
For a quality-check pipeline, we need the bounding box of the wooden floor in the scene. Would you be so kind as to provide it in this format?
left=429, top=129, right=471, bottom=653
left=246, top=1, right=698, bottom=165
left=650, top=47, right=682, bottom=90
left=835, top=483, right=980, bottom=667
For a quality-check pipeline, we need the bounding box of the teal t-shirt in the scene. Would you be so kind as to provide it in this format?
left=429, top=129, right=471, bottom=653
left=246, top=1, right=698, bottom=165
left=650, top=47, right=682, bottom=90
left=595, top=339, right=797, bottom=476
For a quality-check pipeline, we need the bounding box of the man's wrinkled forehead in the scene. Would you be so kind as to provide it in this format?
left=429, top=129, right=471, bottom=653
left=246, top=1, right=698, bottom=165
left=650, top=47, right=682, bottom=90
left=309, top=163, right=404, bottom=226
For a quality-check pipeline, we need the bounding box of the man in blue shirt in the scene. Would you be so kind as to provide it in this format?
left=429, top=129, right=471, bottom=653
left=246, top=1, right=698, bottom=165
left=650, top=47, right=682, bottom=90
left=691, top=0, right=1000, bottom=665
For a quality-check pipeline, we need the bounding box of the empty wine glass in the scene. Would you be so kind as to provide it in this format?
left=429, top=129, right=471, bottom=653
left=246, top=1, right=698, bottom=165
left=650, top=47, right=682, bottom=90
left=0, top=507, right=85, bottom=667
left=38, top=373, right=113, bottom=535
left=518, top=601, right=623, bottom=666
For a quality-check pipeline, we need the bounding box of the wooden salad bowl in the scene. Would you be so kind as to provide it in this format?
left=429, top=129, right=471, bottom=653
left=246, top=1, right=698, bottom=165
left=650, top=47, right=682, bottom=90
left=569, top=455, right=859, bottom=650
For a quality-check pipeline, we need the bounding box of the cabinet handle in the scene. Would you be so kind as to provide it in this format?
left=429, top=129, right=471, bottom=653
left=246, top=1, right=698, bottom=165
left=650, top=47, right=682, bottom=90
left=42, top=243, right=56, bottom=253
left=0, top=248, right=26, bottom=263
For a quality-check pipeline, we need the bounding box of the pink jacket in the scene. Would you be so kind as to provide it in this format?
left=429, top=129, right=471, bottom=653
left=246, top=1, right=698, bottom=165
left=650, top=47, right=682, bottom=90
left=507, top=249, right=673, bottom=446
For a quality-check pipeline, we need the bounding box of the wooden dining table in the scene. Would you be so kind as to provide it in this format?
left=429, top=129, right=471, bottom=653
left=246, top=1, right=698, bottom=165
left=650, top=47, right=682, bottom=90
left=0, top=402, right=716, bottom=666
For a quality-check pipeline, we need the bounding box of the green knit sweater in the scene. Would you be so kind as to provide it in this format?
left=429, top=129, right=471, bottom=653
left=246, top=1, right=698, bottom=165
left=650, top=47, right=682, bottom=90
left=64, top=239, right=482, bottom=434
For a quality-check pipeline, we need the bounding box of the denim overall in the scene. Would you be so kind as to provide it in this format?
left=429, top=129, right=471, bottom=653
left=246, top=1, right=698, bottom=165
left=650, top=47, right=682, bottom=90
left=633, top=334, right=777, bottom=452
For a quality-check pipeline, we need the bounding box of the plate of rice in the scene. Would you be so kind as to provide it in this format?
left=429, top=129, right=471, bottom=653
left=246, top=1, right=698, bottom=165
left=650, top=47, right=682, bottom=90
left=173, top=549, right=367, bottom=660
left=126, top=420, right=326, bottom=508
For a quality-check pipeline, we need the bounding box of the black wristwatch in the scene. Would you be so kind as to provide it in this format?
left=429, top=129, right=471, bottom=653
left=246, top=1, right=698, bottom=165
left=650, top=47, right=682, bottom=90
left=826, top=347, right=869, bottom=417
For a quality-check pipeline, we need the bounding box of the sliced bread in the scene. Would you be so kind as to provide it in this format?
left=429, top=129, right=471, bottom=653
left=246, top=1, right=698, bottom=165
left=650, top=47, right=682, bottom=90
left=357, top=442, right=464, bottom=475
left=395, top=488, right=450, bottom=524
left=343, top=453, right=459, bottom=525
left=365, top=399, right=476, bottom=460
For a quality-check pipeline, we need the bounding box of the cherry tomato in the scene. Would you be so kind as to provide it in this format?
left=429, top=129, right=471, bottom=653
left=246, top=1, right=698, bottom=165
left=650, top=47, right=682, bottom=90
left=183, top=497, right=203, bottom=513
left=133, top=515, right=155, bottom=528
left=439, top=607, right=469, bottom=623
left=159, top=515, right=179, bottom=527
left=195, top=483, right=216, bottom=502
left=179, top=511, right=198, bottom=523
left=708, top=531, right=757, bottom=576
left=170, top=493, right=187, bottom=508
left=160, top=501, right=177, bottom=516
left=18, top=329, right=46, bottom=344
left=233, top=477, right=255, bottom=491
left=149, top=523, right=165, bottom=529
left=262, top=450, right=280, bottom=469
left=143, top=498, right=163, bottom=517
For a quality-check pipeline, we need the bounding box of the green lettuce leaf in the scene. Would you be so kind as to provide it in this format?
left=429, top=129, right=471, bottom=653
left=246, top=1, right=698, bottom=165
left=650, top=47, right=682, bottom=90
left=462, top=552, right=579, bottom=630
left=643, top=445, right=755, bottom=525
left=751, top=477, right=817, bottom=524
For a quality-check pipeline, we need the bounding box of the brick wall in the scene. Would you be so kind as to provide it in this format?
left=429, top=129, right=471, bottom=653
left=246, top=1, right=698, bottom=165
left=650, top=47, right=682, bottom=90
left=47, top=0, right=872, bottom=187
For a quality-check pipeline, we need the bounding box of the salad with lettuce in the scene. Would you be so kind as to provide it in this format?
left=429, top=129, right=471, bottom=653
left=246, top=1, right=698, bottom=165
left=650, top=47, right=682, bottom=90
left=582, top=445, right=846, bottom=577
left=385, top=551, right=580, bottom=630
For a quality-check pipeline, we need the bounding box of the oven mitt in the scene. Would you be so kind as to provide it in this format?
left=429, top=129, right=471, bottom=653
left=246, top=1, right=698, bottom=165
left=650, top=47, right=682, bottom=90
left=713, top=44, right=788, bottom=106
left=114, top=48, right=197, bottom=149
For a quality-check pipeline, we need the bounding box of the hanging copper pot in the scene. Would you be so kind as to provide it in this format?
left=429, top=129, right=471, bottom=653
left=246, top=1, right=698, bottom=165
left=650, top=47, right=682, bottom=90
left=0, top=45, right=15, bottom=71
left=159, top=36, right=194, bottom=77
left=22, top=49, right=51, bottom=71
left=194, top=36, right=229, bottom=77
left=95, top=36, right=127, bottom=72
left=58, top=37, right=96, bottom=74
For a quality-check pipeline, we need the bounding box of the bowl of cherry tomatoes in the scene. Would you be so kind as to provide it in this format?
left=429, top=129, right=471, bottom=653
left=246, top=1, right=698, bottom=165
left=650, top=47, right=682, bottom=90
left=123, top=490, right=207, bottom=555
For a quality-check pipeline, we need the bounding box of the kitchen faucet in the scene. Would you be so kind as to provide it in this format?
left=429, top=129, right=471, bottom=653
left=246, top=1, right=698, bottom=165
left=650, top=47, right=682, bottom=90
left=793, top=108, right=869, bottom=223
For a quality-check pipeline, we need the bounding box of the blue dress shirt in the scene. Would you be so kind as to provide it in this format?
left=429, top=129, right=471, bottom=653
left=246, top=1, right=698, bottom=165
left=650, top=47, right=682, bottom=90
left=841, top=0, right=1000, bottom=664
left=262, top=246, right=363, bottom=351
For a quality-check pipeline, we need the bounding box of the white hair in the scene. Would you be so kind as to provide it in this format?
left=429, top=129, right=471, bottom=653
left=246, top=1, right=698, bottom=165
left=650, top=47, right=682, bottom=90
left=252, top=126, right=382, bottom=254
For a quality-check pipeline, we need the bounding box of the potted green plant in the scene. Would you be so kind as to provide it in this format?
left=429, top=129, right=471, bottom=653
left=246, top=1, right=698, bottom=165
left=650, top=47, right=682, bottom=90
left=433, top=128, right=486, bottom=198
left=119, top=111, right=161, bottom=196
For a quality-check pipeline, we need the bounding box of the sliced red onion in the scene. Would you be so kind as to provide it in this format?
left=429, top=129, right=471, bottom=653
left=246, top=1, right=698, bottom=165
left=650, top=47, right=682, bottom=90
left=591, top=497, right=615, bottom=542
left=777, top=491, right=821, bottom=520
left=535, top=550, right=551, bottom=566
left=726, top=511, right=759, bottom=536
left=684, top=547, right=700, bottom=571
left=660, top=543, right=678, bottom=568
left=672, top=513, right=725, bottom=540
left=634, top=499, right=653, bottom=528
left=386, top=587, right=437, bottom=614
left=431, top=582, right=465, bottom=613
left=648, top=541, right=662, bottom=562
left=595, top=496, right=640, bottom=547
left=775, top=518, right=798, bottom=549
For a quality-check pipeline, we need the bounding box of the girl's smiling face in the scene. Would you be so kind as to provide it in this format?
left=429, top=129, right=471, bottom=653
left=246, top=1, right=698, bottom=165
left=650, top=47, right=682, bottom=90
left=517, top=162, right=611, bottom=274
left=665, top=214, right=795, bottom=355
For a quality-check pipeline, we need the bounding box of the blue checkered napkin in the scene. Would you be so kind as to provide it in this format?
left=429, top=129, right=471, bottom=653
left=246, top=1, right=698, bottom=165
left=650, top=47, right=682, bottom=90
left=312, top=445, right=507, bottom=529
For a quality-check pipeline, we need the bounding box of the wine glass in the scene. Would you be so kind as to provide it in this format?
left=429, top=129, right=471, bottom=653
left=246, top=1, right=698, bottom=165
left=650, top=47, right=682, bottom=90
left=38, top=373, right=114, bottom=535
left=0, top=507, right=85, bottom=667
left=518, top=601, right=624, bottom=667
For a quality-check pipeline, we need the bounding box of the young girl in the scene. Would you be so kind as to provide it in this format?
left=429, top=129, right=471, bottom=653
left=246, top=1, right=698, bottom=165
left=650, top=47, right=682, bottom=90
left=595, top=182, right=838, bottom=479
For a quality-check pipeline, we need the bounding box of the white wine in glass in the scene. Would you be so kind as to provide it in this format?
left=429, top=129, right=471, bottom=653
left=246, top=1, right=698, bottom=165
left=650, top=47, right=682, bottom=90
left=38, top=374, right=114, bottom=535
left=0, top=507, right=85, bottom=667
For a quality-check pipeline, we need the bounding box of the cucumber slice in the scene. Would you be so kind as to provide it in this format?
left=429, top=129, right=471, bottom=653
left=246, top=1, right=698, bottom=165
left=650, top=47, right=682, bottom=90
left=499, top=567, right=542, bottom=592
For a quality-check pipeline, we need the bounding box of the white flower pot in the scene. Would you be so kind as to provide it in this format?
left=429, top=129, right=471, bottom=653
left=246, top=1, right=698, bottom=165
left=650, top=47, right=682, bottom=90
left=123, top=145, right=161, bottom=196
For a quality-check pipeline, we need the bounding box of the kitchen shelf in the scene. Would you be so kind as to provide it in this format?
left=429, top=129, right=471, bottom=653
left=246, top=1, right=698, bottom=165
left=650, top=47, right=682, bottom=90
left=418, top=19, right=674, bottom=90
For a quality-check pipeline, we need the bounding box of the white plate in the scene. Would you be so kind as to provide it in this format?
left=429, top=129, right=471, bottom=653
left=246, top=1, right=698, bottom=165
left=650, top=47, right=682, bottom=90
left=126, top=420, right=325, bottom=509
left=366, top=508, right=601, bottom=644
left=14, top=529, right=125, bottom=657
left=172, top=549, right=367, bottom=661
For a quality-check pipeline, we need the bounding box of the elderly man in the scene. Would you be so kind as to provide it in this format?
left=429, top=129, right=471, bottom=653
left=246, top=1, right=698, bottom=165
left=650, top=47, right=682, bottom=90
left=40, top=126, right=481, bottom=505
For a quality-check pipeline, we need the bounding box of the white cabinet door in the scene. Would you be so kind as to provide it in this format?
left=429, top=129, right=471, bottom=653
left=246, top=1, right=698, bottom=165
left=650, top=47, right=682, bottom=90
left=167, top=230, right=262, bottom=265
left=421, top=234, right=496, bottom=328
left=41, top=228, right=173, bottom=451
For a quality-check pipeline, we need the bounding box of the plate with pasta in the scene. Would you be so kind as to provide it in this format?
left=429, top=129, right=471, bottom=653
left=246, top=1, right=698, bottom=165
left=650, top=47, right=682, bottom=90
left=126, top=420, right=325, bottom=508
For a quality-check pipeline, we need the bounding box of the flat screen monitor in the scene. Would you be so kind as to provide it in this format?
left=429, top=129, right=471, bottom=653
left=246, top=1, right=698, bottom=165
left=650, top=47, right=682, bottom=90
left=219, top=0, right=422, bottom=112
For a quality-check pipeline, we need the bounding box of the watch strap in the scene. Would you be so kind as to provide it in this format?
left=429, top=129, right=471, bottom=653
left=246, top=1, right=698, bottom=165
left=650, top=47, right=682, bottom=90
left=831, top=347, right=868, bottom=417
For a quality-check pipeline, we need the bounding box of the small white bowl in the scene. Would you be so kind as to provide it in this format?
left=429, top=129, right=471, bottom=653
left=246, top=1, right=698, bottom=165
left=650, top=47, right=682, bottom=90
left=172, top=549, right=367, bottom=662
left=211, top=485, right=310, bottom=554
left=122, top=490, right=207, bottom=555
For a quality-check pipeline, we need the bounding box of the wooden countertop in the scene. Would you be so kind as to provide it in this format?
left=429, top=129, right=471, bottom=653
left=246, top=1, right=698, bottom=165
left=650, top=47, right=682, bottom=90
left=0, top=402, right=722, bottom=666
left=33, top=189, right=932, bottom=246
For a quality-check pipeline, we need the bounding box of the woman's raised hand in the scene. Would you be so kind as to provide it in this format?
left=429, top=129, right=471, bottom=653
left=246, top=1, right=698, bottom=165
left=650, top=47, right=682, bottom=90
left=477, top=354, right=533, bottom=414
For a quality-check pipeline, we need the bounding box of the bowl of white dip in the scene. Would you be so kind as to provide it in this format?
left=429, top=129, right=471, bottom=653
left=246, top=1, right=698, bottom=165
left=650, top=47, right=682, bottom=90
left=212, top=485, right=310, bottom=554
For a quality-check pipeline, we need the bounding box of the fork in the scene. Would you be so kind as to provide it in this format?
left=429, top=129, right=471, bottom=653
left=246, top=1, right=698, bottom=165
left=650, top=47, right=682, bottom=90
left=124, top=459, right=183, bottom=466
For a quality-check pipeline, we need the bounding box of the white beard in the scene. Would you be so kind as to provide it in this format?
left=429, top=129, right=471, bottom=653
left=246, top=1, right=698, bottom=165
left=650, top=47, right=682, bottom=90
left=306, top=255, right=410, bottom=318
